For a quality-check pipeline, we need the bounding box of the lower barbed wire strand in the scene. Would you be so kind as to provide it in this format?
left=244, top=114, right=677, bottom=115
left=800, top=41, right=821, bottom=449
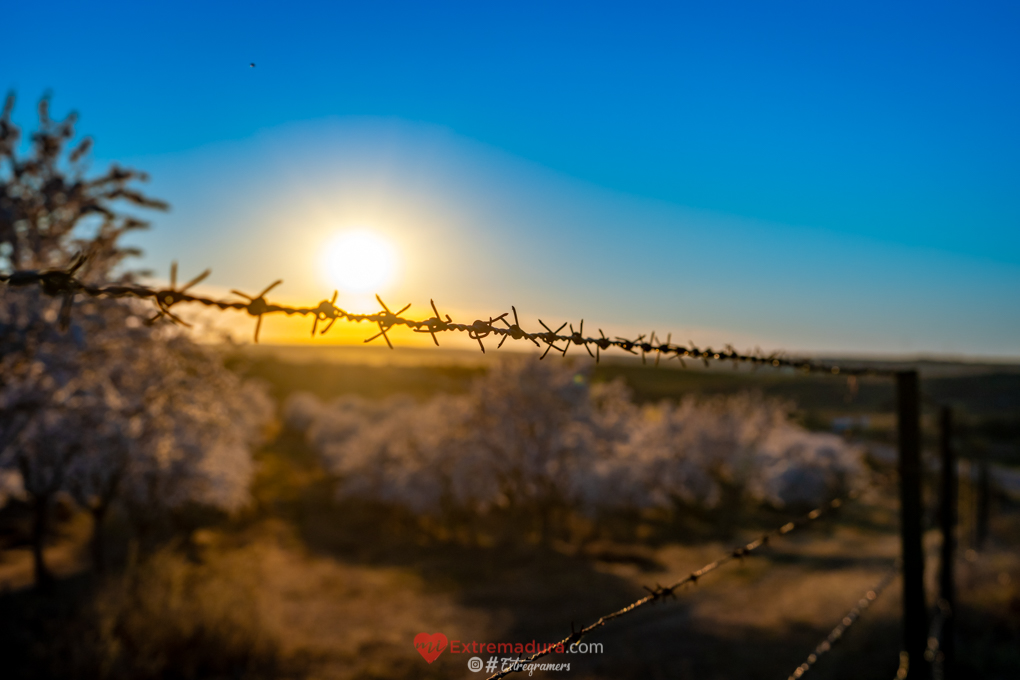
left=785, top=560, right=901, bottom=680
left=484, top=488, right=867, bottom=680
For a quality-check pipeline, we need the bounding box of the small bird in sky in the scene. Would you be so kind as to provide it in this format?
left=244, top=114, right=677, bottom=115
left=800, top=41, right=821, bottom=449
left=249, top=62, right=256, bottom=68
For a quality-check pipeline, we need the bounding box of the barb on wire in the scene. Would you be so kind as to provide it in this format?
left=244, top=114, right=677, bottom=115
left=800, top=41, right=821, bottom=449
left=311, top=290, right=339, bottom=336
left=413, top=299, right=452, bottom=346
left=363, top=295, right=411, bottom=349
left=150, top=263, right=211, bottom=327
left=537, top=319, right=568, bottom=359
left=484, top=489, right=865, bottom=680
left=230, top=279, right=282, bottom=343
left=0, top=256, right=900, bottom=376
left=786, top=560, right=901, bottom=680
left=495, top=306, right=540, bottom=350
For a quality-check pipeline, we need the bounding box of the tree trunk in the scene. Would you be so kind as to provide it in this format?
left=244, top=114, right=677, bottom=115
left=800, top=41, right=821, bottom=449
left=31, top=493, right=53, bottom=590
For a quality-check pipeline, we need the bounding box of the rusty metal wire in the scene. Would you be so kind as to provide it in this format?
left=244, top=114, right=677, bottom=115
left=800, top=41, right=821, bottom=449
left=1, top=259, right=900, bottom=376
left=786, top=560, right=901, bottom=680
left=483, top=490, right=865, bottom=680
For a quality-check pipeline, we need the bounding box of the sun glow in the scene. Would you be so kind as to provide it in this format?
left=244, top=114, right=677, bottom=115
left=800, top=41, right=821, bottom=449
left=321, top=230, right=399, bottom=294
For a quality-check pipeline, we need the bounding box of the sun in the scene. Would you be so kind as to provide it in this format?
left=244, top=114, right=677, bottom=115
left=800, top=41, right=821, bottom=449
left=321, top=230, right=398, bottom=294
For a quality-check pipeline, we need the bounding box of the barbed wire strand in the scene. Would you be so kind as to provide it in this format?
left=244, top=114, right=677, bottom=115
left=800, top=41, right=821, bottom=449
left=484, top=488, right=866, bottom=680
left=786, top=560, right=901, bottom=680
left=0, top=259, right=901, bottom=377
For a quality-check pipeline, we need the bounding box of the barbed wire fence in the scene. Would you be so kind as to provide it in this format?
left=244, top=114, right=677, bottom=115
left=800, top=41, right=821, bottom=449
left=485, top=491, right=869, bottom=680
left=0, top=257, right=899, bottom=375
left=786, top=560, right=901, bottom=680
left=0, top=255, right=962, bottom=679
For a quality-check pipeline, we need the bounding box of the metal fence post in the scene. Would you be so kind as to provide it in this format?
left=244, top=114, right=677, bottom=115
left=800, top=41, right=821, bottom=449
left=897, top=370, right=929, bottom=679
left=938, top=406, right=956, bottom=677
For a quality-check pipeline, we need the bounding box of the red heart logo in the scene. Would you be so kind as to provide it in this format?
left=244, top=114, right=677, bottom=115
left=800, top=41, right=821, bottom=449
left=413, top=632, right=448, bottom=664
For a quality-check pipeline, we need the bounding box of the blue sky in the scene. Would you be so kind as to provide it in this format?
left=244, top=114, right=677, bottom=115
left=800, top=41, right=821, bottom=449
left=4, top=1, right=1019, bottom=357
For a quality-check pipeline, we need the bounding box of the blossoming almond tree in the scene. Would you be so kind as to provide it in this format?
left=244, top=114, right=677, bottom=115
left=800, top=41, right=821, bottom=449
left=0, top=95, right=271, bottom=585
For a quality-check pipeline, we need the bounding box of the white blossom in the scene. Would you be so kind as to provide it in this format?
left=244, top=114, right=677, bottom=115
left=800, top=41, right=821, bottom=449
left=293, top=359, right=866, bottom=520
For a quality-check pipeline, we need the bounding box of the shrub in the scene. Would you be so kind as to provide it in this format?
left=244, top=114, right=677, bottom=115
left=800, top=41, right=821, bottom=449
left=287, top=360, right=866, bottom=539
